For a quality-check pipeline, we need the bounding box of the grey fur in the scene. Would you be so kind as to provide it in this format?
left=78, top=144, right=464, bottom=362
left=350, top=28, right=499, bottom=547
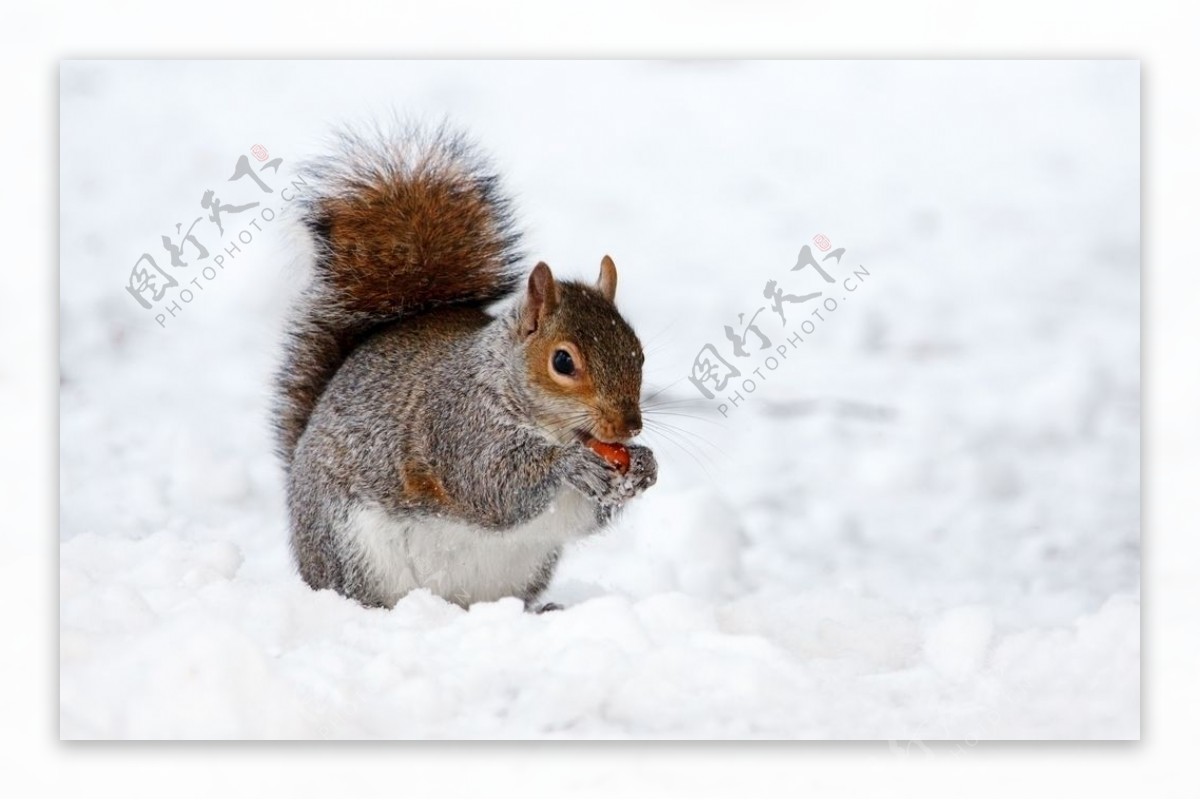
left=287, top=302, right=657, bottom=609
left=278, top=125, right=655, bottom=610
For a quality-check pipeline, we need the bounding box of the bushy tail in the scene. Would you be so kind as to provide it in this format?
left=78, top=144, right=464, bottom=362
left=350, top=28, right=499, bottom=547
left=274, top=124, right=524, bottom=465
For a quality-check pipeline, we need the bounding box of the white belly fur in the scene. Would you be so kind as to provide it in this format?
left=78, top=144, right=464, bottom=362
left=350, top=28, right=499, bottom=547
left=343, top=486, right=597, bottom=607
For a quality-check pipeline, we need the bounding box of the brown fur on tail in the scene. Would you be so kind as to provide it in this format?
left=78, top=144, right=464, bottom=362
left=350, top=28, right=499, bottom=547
left=274, top=124, right=524, bottom=465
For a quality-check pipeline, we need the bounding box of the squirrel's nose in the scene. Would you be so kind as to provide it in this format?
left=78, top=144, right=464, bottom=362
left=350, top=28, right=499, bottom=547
left=623, top=409, right=643, bottom=438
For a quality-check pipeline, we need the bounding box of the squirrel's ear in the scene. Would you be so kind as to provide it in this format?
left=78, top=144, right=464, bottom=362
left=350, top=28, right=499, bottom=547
left=521, top=262, right=559, bottom=336
left=597, top=255, right=617, bottom=302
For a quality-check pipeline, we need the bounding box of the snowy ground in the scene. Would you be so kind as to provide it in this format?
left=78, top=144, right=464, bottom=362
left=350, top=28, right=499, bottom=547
left=59, top=61, right=1139, bottom=739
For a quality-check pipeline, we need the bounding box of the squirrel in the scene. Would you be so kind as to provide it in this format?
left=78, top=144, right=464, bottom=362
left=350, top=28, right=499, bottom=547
left=275, top=125, right=657, bottom=611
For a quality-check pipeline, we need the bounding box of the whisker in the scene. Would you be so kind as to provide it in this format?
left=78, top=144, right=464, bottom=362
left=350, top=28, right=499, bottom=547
left=640, top=377, right=690, bottom=405
left=644, top=408, right=726, bottom=428
left=642, top=417, right=725, bottom=455
left=641, top=423, right=719, bottom=480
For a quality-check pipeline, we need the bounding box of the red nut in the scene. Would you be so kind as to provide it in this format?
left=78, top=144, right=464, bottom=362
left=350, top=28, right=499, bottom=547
left=585, top=437, right=630, bottom=474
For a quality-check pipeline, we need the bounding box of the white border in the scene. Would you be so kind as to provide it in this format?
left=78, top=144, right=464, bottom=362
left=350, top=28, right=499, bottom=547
left=6, top=0, right=1196, bottom=796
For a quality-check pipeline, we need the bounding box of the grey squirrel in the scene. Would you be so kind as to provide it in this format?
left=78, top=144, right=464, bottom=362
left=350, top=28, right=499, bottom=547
left=275, top=125, right=657, bottom=611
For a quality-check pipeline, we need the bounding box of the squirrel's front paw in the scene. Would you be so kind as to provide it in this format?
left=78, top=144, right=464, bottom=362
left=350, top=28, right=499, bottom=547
left=603, top=444, right=656, bottom=509
left=561, top=444, right=619, bottom=504
left=561, top=442, right=657, bottom=511
left=624, top=444, right=658, bottom=495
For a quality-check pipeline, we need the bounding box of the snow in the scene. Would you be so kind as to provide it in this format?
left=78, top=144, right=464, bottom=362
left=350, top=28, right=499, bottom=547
left=59, top=60, right=1139, bottom=739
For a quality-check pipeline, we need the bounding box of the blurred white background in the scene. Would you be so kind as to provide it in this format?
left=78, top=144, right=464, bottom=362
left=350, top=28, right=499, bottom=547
left=59, top=60, right=1138, bottom=739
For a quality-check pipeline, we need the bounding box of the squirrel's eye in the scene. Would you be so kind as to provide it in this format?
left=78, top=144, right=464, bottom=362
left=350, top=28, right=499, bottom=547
left=552, top=349, right=575, bottom=376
